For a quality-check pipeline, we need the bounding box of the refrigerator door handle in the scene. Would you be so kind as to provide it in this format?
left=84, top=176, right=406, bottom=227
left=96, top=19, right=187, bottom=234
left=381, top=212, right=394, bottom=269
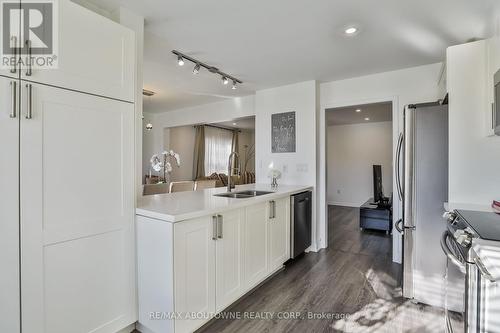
left=395, top=133, right=404, bottom=201
left=395, top=218, right=404, bottom=234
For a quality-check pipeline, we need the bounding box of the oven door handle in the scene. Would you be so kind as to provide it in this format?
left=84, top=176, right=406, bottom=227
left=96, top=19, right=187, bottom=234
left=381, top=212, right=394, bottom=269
left=473, top=257, right=496, bottom=283
left=440, top=231, right=466, bottom=273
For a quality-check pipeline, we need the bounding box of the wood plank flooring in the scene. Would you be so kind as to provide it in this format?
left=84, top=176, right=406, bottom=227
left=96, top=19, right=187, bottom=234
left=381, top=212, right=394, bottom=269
left=138, top=205, right=452, bottom=333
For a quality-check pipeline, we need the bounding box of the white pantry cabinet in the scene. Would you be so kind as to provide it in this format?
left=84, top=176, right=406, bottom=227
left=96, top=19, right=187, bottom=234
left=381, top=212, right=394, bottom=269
left=15, top=0, right=135, bottom=102
left=20, top=82, right=136, bottom=333
left=267, top=198, right=290, bottom=273
left=215, top=209, right=245, bottom=312
left=0, top=77, right=21, bottom=333
left=137, top=198, right=292, bottom=333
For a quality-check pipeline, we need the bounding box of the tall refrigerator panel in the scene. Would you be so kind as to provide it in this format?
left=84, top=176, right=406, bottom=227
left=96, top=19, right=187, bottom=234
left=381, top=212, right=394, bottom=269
left=400, top=103, right=452, bottom=308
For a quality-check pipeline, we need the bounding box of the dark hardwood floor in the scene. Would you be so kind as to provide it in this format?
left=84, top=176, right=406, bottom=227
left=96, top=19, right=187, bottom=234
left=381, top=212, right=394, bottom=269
left=192, top=205, right=450, bottom=333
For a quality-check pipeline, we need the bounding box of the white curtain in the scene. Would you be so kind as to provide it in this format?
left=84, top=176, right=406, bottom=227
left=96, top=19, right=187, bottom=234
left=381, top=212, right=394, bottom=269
left=204, top=126, right=233, bottom=175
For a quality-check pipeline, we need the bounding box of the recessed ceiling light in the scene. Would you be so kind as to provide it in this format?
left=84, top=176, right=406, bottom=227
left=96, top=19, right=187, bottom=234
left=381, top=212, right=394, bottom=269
left=232, top=80, right=237, bottom=90
left=344, top=27, right=358, bottom=35
left=355, top=109, right=362, bottom=113
left=232, top=122, right=237, bottom=126
left=222, top=76, right=229, bottom=85
left=364, top=117, right=370, bottom=121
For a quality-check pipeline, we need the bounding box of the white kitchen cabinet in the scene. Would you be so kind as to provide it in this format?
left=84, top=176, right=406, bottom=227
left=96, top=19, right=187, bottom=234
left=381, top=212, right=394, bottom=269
left=18, top=0, right=135, bottom=102
left=173, top=216, right=216, bottom=333
left=243, top=202, right=269, bottom=289
left=215, top=210, right=245, bottom=312
left=19, top=82, right=136, bottom=333
left=268, top=198, right=290, bottom=273
left=485, top=37, right=500, bottom=136
left=0, top=77, right=20, bottom=333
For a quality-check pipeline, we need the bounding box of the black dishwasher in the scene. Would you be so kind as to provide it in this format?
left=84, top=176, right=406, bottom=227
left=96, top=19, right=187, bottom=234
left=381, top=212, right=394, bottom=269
left=290, top=191, right=312, bottom=258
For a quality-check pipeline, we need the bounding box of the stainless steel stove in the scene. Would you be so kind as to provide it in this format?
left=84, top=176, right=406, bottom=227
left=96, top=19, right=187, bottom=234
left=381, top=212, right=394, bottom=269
left=442, top=210, right=500, bottom=333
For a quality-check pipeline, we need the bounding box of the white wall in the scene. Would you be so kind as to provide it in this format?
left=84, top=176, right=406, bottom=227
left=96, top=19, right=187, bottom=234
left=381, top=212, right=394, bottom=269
left=327, top=122, right=393, bottom=207
left=255, top=80, right=318, bottom=248
left=168, top=126, right=196, bottom=182
left=319, top=63, right=443, bottom=262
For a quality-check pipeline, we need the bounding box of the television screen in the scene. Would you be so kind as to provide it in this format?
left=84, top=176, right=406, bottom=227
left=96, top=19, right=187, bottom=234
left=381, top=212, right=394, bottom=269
left=373, top=165, right=383, bottom=203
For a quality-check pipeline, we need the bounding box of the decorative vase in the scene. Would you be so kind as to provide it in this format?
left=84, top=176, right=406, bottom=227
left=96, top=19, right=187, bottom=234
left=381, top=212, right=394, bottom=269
left=271, top=176, right=278, bottom=188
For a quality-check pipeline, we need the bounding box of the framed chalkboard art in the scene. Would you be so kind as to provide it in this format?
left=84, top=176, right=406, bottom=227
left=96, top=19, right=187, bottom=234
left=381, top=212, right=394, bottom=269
left=271, top=111, right=296, bottom=153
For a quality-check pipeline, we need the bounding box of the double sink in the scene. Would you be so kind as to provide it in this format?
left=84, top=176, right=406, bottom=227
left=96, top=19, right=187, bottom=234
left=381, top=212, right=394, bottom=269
left=214, top=190, right=274, bottom=199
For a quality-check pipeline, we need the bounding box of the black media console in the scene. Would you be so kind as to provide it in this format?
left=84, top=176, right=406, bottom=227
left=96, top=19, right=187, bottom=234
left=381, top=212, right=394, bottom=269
left=359, top=198, right=392, bottom=234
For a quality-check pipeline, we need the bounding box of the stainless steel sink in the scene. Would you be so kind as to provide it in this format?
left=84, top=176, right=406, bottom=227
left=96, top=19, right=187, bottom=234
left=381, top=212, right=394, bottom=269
left=214, top=190, right=274, bottom=199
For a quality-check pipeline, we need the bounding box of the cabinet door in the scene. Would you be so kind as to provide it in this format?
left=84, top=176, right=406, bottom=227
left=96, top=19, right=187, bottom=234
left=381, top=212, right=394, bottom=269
left=486, top=37, right=500, bottom=136
left=0, top=77, right=20, bottom=332
left=20, top=82, right=136, bottom=333
left=174, top=216, right=216, bottom=333
left=268, top=198, right=290, bottom=272
left=244, top=202, right=268, bottom=290
left=215, top=210, right=244, bottom=312
left=0, top=4, right=20, bottom=79
left=20, top=0, right=135, bottom=102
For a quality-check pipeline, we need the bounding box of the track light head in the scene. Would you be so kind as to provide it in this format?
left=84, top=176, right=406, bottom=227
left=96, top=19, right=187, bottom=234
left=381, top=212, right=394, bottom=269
left=222, top=76, right=229, bottom=85
left=177, top=56, right=184, bottom=66
left=193, top=63, right=200, bottom=74
left=232, top=81, right=237, bottom=90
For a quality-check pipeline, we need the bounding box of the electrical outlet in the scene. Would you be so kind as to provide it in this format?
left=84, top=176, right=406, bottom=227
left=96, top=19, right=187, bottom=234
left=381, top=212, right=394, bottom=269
left=283, top=164, right=288, bottom=173
left=337, top=189, right=341, bottom=194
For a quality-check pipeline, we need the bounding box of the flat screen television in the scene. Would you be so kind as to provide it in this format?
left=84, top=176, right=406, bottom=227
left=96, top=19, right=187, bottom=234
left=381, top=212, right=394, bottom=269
left=373, top=165, right=383, bottom=203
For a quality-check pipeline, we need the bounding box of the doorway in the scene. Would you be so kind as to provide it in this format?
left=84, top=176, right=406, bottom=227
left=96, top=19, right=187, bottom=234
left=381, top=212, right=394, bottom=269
left=325, top=101, right=394, bottom=260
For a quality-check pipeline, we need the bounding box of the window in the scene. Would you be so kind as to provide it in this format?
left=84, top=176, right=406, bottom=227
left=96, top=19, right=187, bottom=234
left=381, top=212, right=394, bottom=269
left=204, top=126, right=233, bottom=175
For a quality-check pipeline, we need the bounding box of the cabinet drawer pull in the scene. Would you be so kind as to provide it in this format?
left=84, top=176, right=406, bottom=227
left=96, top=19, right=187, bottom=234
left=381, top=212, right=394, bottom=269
left=25, top=83, right=32, bottom=119
left=212, top=215, right=217, bottom=240
left=217, top=215, right=223, bottom=239
left=9, top=81, right=17, bottom=118
left=10, top=36, right=17, bottom=74
left=25, top=39, right=32, bottom=76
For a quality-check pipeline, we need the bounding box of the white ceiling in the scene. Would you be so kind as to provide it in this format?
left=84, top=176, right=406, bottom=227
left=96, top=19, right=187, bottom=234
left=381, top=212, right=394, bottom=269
left=326, top=102, right=392, bottom=126
left=213, top=116, right=256, bottom=130
left=80, top=0, right=499, bottom=112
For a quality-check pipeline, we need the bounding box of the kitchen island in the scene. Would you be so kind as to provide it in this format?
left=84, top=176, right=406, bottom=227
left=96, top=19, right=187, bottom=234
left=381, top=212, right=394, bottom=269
left=136, top=183, right=312, bottom=333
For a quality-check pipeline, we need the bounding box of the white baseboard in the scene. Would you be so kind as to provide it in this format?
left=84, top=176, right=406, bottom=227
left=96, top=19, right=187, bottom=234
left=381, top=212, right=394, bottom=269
left=328, top=201, right=361, bottom=208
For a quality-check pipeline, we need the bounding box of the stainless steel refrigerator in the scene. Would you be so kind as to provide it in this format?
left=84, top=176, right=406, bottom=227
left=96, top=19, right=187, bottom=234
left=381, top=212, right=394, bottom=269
left=395, top=102, right=454, bottom=308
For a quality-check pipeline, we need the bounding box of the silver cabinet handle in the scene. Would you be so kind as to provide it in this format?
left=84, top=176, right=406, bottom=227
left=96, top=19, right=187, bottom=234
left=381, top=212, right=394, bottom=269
left=25, top=39, right=32, bottom=76
left=474, top=257, right=496, bottom=282
left=212, top=215, right=218, bottom=240
left=217, top=215, right=223, bottom=239
left=9, top=81, right=17, bottom=118
left=493, top=103, right=496, bottom=130
left=25, top=84, right=32, bottom=119
left=10, top=36, right=17, bottom=74
left=440, top=231, right=465, bottom=273
left=269, top=201, right=276, bottom=219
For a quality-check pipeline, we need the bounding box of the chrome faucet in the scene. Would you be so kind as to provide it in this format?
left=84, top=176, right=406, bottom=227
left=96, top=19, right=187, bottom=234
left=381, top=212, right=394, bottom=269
left=227, top=151, right=241, bottom=192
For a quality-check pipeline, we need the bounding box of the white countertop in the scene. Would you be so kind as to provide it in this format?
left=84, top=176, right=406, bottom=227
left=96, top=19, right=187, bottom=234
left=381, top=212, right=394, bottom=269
left=444, top=202, right=494, bottom=213
left=136, top=183, right=313, bottom=223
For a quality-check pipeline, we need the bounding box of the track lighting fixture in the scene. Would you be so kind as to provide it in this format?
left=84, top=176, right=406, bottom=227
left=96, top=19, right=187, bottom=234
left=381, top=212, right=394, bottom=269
left=172, top=50, right=243, bottom=87
left=177, top=55, right=184, bottom=66
left=193, top=63, right=201, bottom=74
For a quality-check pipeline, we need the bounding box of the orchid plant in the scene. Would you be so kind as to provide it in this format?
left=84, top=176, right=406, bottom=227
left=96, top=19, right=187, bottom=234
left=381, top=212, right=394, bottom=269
left=268, top=168, right=282, bottom=187
left=150, top=150, right=181, bottom=183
